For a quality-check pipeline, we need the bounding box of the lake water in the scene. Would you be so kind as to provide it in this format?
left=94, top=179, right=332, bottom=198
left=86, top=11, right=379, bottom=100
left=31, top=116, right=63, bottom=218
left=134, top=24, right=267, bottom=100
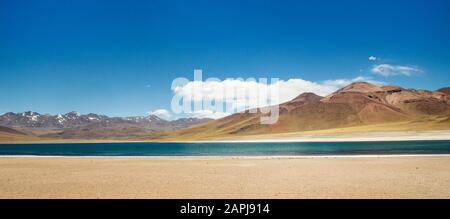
left=1, top=140, right=450, bottom=156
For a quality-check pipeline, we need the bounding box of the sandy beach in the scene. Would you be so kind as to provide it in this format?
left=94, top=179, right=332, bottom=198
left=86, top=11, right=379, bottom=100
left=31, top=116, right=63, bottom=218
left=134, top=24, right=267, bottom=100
left=195, top=130, right=450, bottom=143
left=1, top=155, right=449, bottom=198
left=2, top=130, right=450, bottom=144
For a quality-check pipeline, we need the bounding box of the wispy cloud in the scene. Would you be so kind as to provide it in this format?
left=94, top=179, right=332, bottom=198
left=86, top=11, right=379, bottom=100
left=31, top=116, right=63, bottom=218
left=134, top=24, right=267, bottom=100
left=323, top=76, right=384, bottom=87
left=188, top=110, right=231, bottom=119
left=148, top=109, right=172, bottom=120
left=371, top=64, right=421, bottom=77
left=368, top=56, right=378, bottom=61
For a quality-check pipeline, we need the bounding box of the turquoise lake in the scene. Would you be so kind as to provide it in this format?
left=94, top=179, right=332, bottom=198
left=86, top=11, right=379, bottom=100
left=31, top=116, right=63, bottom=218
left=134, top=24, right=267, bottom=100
left=1, top=140, right=450, bottom=156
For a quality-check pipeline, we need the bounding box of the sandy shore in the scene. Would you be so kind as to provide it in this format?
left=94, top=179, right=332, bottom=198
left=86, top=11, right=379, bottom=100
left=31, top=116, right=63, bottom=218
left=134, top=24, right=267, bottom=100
left=1, top=156, right=450, bottom=198
left=201, top=130, right=450, bottom=142
left=2, top=130, right=450, bottom=144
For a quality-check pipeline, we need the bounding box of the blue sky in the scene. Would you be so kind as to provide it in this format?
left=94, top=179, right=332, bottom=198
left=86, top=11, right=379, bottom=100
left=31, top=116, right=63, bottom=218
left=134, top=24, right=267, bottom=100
left=1, top=0, right=449, bottom=117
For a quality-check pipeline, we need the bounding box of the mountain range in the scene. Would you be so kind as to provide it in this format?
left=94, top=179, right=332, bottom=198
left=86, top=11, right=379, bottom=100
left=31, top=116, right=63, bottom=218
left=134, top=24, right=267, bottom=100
left=155, top=82, right=450, bottom=140
left=1, top=82, right=450, bottom=142
left=0, top=112, right=209, bottom=140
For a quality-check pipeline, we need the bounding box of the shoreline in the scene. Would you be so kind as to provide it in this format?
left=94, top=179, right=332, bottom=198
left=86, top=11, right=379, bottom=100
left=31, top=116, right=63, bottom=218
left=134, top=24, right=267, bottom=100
left=1, top=154, right=450, bottom=159
left=1, top=130, right=450, bottom=144
left=192, top=130, right=450, bottom=143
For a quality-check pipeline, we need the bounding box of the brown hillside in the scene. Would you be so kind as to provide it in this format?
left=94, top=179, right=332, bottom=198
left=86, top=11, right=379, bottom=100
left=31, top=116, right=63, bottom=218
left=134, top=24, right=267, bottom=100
left=0, top=126, right=27, bottom=135
left=437, top=87, right=450, bottom=95
left=0, top=126, right=39, bottom=143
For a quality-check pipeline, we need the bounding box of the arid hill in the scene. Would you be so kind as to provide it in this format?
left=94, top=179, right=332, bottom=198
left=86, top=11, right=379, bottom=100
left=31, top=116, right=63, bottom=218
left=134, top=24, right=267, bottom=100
left=438, top=87, right=450, bottom=95
left=0, top=126, right=38, bottom=143
left=155, top=82, right=450, bottom=140
left=0, top=126, right=27, bottom=136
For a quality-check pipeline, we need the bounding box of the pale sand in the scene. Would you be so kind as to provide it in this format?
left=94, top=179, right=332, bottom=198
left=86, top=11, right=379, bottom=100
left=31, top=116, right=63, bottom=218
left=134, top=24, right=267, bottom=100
left=201, top=130, right=450, bottom=142
left=2, top=130, right=450, bottom=144
left=1, top=156, right=450, bottom=199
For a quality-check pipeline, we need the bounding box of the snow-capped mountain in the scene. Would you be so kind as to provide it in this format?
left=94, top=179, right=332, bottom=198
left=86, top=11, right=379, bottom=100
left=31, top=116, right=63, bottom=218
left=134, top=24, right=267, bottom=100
left=0, top=111, right=210, bottom=133
left=0, top=111, right=112, bottom=128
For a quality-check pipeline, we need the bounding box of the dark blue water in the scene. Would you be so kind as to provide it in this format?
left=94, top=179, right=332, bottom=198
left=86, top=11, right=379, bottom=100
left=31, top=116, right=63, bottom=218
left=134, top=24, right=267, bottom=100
left=0, top=140, right=450, bottom=156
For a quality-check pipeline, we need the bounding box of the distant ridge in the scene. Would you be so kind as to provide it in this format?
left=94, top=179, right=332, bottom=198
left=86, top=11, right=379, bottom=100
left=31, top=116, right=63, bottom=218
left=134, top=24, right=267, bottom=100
left=0, top=112, right=211, bottom=140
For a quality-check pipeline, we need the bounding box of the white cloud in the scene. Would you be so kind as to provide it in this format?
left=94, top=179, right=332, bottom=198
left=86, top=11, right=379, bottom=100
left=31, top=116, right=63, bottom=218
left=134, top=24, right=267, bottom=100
left=368, top=56, right=377, bottom=61
left=148, top=109, right=172, bottom=120
left=323, top=76, right=384, bottom=87
left=189, top=110, right=231, bottom=119
left=371, top=64, right=420, bottom=77
left=147, top=108, right=231, bottom=120
left=171, top=76, right=383, bottom=119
